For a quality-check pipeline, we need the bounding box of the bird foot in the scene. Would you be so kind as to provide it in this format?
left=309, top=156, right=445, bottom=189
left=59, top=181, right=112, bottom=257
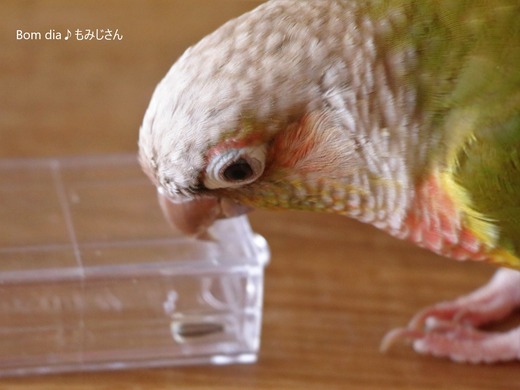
left=381, top=268, right=520, bottom=363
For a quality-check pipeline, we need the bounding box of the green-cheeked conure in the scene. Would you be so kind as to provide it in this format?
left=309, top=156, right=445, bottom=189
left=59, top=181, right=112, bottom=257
left=139, top=0, right=520, bottom=363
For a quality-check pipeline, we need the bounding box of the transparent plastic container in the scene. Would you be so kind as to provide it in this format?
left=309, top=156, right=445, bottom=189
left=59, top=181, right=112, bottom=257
left=0, top=154, right=269, bottom=377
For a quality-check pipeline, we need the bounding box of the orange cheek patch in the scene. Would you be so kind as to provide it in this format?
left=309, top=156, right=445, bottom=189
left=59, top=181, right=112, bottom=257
left=267, top=112, right=357, bottom=177
left=267, top=118, right=316, bottom=170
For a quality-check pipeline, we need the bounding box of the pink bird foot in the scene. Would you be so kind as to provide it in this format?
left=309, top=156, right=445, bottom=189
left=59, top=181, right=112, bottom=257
left=381, top=268, right=520, bottom=363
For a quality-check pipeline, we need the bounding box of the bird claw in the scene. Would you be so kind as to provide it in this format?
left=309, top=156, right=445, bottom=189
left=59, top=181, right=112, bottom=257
left=407, top=302, right=485, bottom=333
left=382, top=321, right=520, bottom=363
left=380, top=318, right=471, bottom=353
left=381, top=269, right=520, bottom=363
left=379, top=326, right=421, bottom=353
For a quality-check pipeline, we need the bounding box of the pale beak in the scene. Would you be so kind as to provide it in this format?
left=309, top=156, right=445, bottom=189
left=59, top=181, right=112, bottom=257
left=157, top=187, right=252, bottom=240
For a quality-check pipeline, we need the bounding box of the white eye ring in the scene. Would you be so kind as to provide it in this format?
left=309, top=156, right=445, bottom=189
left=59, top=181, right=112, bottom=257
left=203, top=145, right=266, bottom=189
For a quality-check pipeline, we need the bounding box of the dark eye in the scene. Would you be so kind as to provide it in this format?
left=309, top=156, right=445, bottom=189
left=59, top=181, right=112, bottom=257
left=203, top=145, right=266, bottom=190
left=223, top=158, right=254, bottom=182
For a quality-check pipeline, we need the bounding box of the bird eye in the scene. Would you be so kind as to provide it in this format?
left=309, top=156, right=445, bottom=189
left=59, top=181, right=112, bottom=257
left=222, top=158, right=254, bottom=182
left=203, top=145, right=266, bottom=189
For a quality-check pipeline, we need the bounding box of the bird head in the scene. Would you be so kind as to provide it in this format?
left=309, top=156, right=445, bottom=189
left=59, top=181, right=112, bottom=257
left=138, top=1, right=400, bottom=238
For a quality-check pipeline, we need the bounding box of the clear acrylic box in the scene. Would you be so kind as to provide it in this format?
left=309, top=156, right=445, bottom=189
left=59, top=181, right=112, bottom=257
left=0, top=154, right=269, bottom=377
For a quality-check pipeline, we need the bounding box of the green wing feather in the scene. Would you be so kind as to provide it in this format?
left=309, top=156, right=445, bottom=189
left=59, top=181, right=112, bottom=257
left=454, top=112, right=520, bottom=259
left=415, top=1, right=520, bottom=260
left=359, top=1, right=519, bottom=261
left=370, top=0, right=520, bottom=261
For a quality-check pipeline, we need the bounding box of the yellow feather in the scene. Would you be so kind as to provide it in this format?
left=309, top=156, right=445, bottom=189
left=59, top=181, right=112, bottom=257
left=439, top=171, right=498, bottom=247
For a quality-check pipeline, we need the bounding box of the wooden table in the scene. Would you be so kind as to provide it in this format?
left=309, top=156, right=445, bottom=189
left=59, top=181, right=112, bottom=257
left=1, top=1, right=517, bottom=388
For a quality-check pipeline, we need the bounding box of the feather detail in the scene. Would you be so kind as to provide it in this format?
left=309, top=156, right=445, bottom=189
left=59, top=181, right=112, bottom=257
left=394, top=171, right=520, bottom=268
left=266, top=112, right=361, bottom=178
left=205, top=117, right=274, bottom=161
left=438, top=171, right=499, bottom=248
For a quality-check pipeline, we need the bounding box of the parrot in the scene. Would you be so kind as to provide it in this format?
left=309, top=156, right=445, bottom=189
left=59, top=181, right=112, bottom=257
left=138, top=0, right=520, bottom=363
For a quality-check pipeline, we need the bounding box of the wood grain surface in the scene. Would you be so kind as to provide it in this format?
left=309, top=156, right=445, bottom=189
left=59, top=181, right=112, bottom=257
left=1, top=1, right=517, bottom=388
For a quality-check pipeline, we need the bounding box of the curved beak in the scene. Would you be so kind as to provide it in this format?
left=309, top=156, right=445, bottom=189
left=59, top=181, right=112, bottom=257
left=157, top=187, right=252, bottom=240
